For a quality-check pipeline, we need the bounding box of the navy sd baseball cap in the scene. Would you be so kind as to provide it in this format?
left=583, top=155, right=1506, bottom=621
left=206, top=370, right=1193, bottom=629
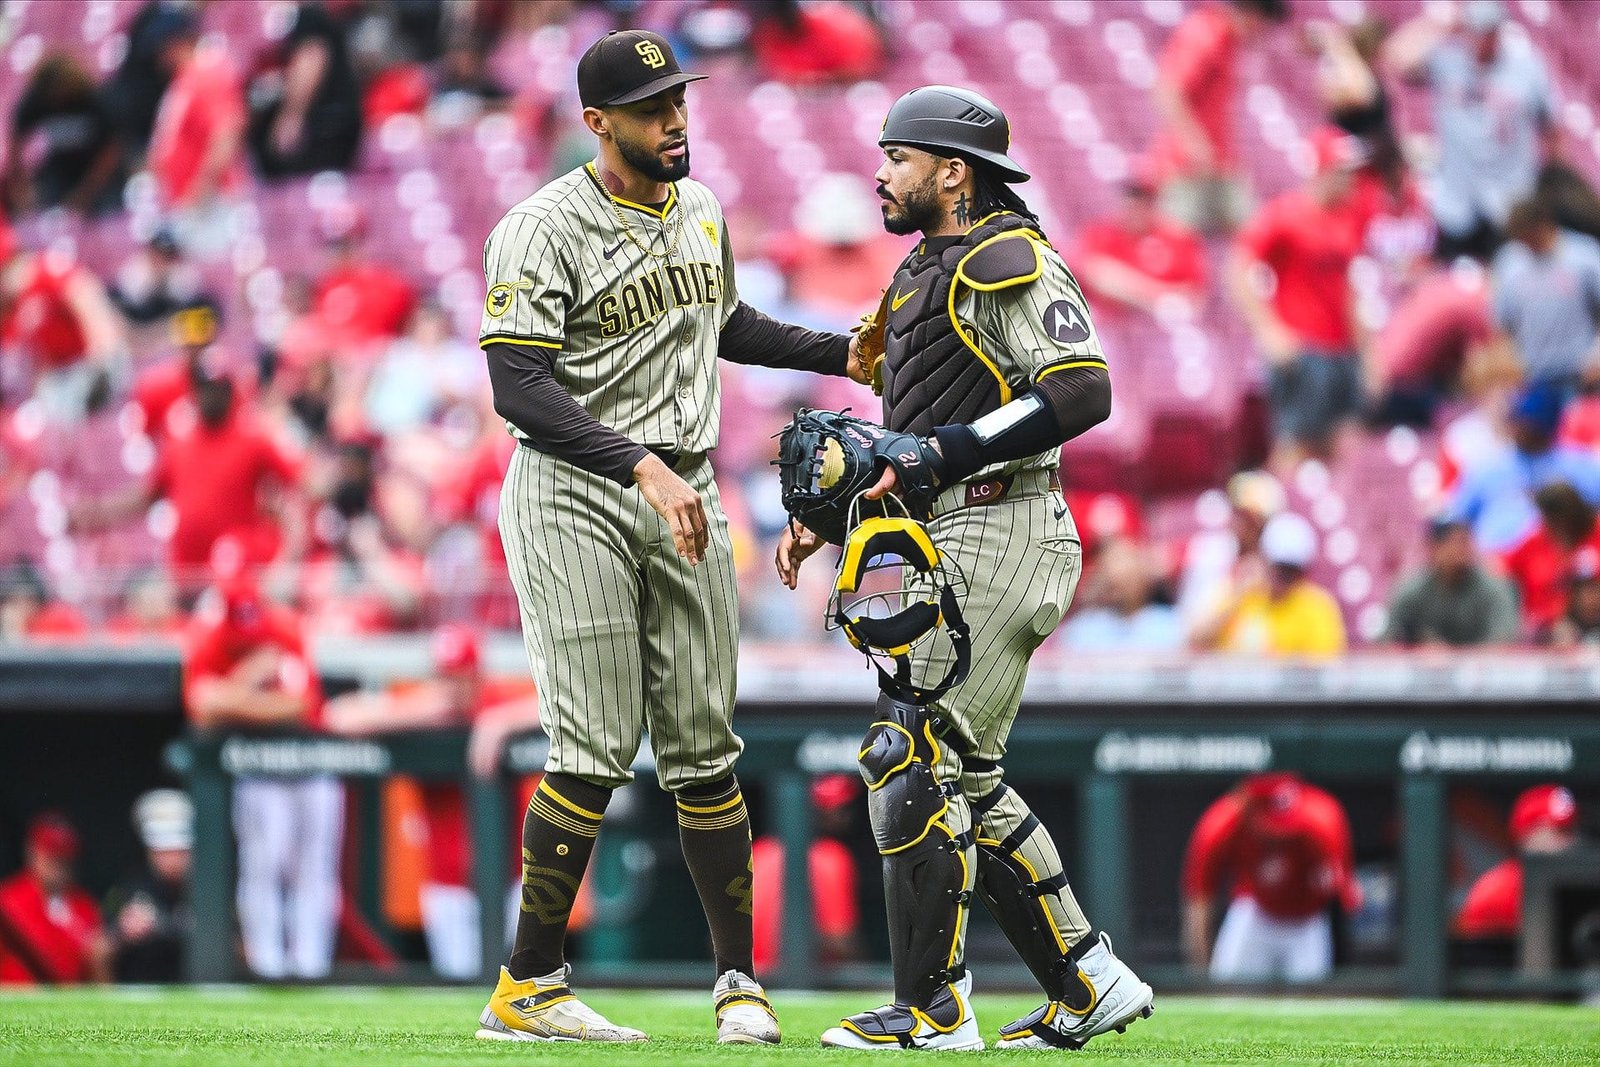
left=577, top=30, right=706, bottom=109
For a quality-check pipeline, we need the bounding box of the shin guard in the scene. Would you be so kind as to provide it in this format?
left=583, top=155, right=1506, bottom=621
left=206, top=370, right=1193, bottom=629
left=972, top=781, right=1095, bottom=1012
left=856, top=695, right=973, bottom=1020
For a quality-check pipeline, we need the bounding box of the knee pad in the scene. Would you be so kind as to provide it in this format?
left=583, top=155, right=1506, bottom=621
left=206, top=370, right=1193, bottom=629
left=858, top=718, right=950, bottom=854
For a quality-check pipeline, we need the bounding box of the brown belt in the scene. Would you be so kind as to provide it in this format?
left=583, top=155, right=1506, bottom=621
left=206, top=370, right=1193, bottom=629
left=931, top=468, right=1062, bottom=518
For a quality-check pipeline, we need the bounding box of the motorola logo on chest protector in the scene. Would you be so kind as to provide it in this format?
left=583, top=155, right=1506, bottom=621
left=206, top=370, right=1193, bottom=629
left=1043, top=300, right=1091, bottom=345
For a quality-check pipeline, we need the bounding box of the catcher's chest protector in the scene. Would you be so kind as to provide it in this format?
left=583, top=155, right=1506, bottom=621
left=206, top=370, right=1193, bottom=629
left=881, top=212, right=1036, bottom=437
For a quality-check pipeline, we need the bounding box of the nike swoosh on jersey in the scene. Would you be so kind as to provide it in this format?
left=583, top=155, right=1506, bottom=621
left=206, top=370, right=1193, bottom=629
left=891, top=288, right=919, bottom=311
left=602, top=241, right=625, bottom=260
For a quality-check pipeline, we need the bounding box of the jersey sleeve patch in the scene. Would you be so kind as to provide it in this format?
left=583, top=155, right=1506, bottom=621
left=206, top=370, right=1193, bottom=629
left=1040, top=299, right=1093, bottom=346
left=485, top=281, right=528, bottom=317
left=957, top=232, right=1043, bottom=291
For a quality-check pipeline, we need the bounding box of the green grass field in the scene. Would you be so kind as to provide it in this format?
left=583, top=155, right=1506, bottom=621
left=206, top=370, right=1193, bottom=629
left=2, top=988, right=1597, bottom=1066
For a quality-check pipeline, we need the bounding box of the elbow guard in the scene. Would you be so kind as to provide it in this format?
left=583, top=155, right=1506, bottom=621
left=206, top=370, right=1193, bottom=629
left=932, top=392, right=1063, bottom=484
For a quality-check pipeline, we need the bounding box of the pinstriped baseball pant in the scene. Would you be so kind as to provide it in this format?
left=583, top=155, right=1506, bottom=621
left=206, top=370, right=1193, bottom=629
left=914, top=473, right=1094, bottom=951
left=498, top=445, right=743, bottom=790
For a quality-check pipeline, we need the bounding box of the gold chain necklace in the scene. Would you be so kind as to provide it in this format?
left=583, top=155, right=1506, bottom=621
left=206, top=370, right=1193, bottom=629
left=593, top=166, right=682, bottom=260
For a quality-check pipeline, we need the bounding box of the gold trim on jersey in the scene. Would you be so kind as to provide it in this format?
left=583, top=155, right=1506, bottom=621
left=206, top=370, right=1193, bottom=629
left=584, top=162, right=678, bottom=219
left=945, top=215, right=1058, bottom=407
left=481, top=334, right=562, bottom=350
left=1035, top=357, right=1108, bottom=381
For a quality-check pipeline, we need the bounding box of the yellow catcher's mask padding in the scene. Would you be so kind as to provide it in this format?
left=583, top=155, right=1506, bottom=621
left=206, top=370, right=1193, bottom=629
left=837, top=517, right=940, bottom=593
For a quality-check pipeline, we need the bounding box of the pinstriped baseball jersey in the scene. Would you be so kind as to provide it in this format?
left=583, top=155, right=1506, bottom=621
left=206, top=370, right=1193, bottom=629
left=481, top=162, right=743, bottom=789
left=950, top=237, right=1107, bottom=476
left=479, top=163, right=736, bottom=453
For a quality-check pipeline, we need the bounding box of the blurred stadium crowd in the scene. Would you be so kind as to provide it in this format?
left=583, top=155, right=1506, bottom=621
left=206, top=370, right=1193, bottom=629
left=1, top=0, right=1600, bottom=659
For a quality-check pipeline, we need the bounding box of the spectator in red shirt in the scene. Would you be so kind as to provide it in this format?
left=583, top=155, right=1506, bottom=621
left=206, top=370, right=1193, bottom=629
left=1499, top=481, right=1600, bottom=636
left=1369, top=261, right=1496, bottom=428
left=184, top=560, right=342, bottom=979
left=751, top=0, right=885, bottom=86
left=146, top=14, right=247, bottom=233
left=751, top=773, right=863, bottom=975
left=325, top=624, right=541, bottom=978
left=0, top=559, right=89, bottom=641
left=71, top=358, right=301, bottom=592
left=1073, top=164, right=1207, bottom=317
left=1, top=240, right=126, bottom=423
left=1152, top=0, right=1288, bottom=234
left=1456, top=784, right=1579, bottom=939
left=1183, top=772, right=1358, bottom=983
left=129, top=297, right=221, bottom=441
left=304, top=204, right=417, bottom=363
left=0, top=813, right=108, bottom=984
left=1229, top=127, right=1372, bottom=475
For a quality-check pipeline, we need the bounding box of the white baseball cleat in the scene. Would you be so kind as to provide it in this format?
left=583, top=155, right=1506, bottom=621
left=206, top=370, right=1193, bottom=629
left=995, top=933, right=1154, bottom=1050
left=475, top=964, right=648, bottom=1042
left=820, top=970, right=985, bottom=1051
left=714, top=969, right=781, bottom=1044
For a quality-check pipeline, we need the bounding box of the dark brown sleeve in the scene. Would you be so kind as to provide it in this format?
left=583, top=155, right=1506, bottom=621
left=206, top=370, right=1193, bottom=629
left=484, top=342, right=647, bottom=485
left=718, top=301, right=850, bottom=376
left=1034, top=364, right=1112, bottom=443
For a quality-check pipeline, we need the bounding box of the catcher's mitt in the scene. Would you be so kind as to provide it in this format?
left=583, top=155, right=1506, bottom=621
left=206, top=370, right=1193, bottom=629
left=853, top=289, right=889, bottom=395
left=774, top=408, right=947, bottom=545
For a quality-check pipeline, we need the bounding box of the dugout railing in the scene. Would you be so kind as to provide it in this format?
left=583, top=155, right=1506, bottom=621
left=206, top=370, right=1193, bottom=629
left=4, top=642, right=1600, bottom=997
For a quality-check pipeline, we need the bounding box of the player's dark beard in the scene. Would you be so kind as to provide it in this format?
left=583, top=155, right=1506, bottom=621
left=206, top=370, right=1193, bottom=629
left=880, top=171, right=942, bottom=235
left=617, top=133, right=690, bottom=182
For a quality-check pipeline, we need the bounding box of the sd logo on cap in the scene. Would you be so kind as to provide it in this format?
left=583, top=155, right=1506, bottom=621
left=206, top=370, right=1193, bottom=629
left=577, top=30, right=706, bottom=109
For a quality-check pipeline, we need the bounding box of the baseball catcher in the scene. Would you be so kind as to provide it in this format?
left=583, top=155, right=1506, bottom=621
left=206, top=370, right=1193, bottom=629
left=776, top=85, right=1154, bottom=1051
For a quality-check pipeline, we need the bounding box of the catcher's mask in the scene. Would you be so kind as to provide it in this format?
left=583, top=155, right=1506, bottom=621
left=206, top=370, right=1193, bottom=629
left=827, top=496, right=971, bottom=706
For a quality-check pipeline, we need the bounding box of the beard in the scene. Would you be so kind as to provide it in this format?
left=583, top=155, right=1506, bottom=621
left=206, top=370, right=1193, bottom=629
left=617, top=133, right=690, bottom=183
left=880, top=172, right=943, bottom=235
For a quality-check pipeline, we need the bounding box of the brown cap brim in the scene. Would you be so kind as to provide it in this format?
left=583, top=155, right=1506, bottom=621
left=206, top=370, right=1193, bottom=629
left=600, top=71, right=707, bottom=107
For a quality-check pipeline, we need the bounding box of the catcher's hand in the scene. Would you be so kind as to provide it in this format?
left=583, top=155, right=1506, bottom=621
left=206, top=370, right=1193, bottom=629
left=850, top=289, right=889, bottom=393
left=774, top=408, right=947, bottom=545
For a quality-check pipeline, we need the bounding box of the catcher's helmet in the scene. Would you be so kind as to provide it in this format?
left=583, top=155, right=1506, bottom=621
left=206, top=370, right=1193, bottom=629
left=879, top=85, right=1029, bottom=184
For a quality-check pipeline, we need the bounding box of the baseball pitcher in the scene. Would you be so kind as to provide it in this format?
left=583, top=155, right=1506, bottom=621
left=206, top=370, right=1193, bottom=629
left=474, top=30, right=858, bottom=1045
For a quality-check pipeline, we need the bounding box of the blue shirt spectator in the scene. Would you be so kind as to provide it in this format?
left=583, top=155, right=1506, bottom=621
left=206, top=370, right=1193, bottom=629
left=1447, top=383, right=1600, bottom=551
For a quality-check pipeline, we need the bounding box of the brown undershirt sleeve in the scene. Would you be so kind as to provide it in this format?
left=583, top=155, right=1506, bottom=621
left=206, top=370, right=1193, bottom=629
left=717, top=301, right=850, bottom=376
left=484, top=342, right=648, bottom=485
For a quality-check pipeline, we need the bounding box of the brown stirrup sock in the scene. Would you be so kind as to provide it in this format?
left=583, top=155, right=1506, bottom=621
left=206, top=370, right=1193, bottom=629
left=675, top=775, right=756, bottom=977
left=506, top=772, right=612, bottom=980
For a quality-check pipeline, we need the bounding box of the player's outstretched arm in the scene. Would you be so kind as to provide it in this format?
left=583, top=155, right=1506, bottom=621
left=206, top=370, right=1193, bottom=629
left=717, top=301, right=852, bottom=377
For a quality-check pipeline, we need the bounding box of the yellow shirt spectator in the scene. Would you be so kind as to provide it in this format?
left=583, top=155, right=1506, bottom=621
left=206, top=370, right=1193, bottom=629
left=1218, top=580, right=1347, bottom=657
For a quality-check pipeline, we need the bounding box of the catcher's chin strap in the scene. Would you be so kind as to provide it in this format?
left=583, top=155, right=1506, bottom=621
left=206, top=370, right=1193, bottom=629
left=833, top=514, right=972, bottom=706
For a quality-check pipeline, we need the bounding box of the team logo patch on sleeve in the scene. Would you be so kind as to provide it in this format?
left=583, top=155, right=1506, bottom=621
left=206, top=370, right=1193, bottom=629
left=1043, top=300, right=1091, bottom=345
left=485, top=283, right=521, bottom=317
left=700, top=220, right=718, bottom=243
